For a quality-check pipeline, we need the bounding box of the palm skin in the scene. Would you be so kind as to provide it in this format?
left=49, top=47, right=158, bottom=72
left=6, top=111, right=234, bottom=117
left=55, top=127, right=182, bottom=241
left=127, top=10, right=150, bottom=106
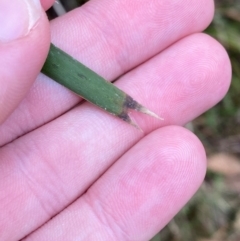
left=0, top=0, right=231, bottom=240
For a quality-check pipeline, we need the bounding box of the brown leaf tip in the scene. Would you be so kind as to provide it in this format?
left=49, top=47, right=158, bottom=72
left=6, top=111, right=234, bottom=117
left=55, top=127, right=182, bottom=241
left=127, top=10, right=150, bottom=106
left=124, top=95, right=163, bottom=120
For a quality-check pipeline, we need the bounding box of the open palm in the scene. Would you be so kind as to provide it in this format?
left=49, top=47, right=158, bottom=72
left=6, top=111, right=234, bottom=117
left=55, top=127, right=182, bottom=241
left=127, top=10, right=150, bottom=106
left=0, top=0, right=231, bottom=240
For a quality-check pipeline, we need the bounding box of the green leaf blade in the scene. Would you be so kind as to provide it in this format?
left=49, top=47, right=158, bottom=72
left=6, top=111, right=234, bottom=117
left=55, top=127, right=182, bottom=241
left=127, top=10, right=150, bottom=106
left=41, top=43, right=162, bottom=128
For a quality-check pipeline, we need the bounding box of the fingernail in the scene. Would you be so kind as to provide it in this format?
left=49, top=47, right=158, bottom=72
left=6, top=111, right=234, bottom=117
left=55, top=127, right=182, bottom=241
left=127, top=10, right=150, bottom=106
left=0, top=0, right=42, bottom=43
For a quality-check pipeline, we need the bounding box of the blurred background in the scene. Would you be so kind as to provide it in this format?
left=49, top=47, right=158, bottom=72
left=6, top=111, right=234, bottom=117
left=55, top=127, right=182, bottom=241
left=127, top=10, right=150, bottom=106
left=49, top=1, right=240, bottom=240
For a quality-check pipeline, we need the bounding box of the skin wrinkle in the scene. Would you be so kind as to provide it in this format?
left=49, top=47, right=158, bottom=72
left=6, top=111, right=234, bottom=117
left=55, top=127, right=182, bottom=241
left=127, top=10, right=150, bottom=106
left=83, top=195, right=131, bottom=241
left=18, top=160, right=52, bottom=216
left=12, top=138, right=69, bottom=217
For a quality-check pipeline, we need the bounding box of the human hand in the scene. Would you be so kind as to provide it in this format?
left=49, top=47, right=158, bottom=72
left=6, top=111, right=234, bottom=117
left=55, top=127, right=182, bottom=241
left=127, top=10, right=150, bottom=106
left=0, top=0, right=231, bottom=240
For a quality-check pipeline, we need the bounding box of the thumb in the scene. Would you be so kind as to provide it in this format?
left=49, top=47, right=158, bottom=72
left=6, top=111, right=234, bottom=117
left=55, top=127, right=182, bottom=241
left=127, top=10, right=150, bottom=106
left=0, top=0, right=51, bottom=124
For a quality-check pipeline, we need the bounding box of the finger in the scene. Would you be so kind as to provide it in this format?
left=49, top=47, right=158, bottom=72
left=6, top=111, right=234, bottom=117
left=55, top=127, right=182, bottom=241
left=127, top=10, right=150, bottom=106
left=41, top=0, right=55, bottom=10
left=0, top=33, right=230, bottom=240
left=24, top=126, right=206, bottom=241
left=0, top=0, right=50, bottom=125
left=0, top=0, right=214, bottom=145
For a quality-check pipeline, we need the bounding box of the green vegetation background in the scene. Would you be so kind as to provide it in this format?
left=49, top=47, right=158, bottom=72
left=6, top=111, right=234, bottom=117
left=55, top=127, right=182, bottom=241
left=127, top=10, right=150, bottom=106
left=52, top=1, right=240, bottom=240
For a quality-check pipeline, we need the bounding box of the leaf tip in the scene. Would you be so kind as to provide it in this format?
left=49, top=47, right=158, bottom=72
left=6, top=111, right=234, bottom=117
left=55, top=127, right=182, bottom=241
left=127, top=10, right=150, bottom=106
left=124, top=95, right=163, bottom=120
left=137, top=106, right=164, bottom=120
